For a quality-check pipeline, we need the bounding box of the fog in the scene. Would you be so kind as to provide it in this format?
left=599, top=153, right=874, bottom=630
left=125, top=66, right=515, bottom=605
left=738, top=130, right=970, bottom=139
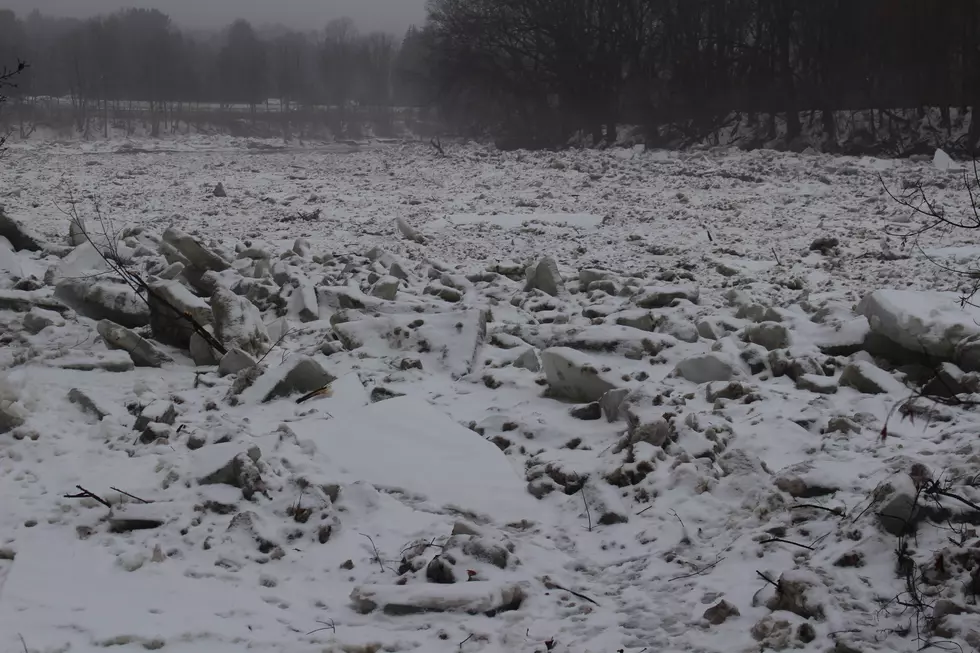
left=2, top=0, right=427, bottom=34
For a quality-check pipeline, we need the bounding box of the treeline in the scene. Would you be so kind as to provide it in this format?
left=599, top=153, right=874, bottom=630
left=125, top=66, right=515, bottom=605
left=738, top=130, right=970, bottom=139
left=3, top=1, right=980, bottom=150
left=0, top=8, right=430, bottom=136
left=424, top=0, right=980, bottom=150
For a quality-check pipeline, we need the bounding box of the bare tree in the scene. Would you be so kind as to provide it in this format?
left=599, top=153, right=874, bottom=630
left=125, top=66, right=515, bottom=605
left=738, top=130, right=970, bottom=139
left=219, top=19, right=268, bottom=114
left=880, top=163, right=980, bottom=306
left=320, top=17, right=360, bottom=119
left=0, top=59, right=27, bottom=153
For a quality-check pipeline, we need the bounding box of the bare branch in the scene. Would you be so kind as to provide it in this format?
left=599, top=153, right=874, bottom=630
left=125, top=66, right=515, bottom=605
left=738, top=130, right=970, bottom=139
left=64, top=485, right=112, bottom=509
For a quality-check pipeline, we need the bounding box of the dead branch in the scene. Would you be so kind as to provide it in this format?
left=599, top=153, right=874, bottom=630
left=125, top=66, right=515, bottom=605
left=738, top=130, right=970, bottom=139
left=55, top=186, right=227, bottom=356
left=670, top=509, right=691, bottom=544
left=306, top=618, right=336, bottom=636
left=359, top=532, right=386, bottom=573
left=875, top=532, right=941, bottom=649
left=254, top=327, right=300, bottom=368
left=64, top=485, right=112, bottom=509
left=759, top=537, right=816, bottom=551
left=790, top=503, right=846, bottom=517
left=399, top=536, right=447, bottom=556
left=110, top=487, right=151, bottom=504
left=0, top=61, right=27, bottom=88
left=541, top=577, right=599, bottom=605
left=580, top=485, right=592, bottom=532
left=923, top=478, right=980, bottom=514
left=296, top=384, right=333, bottom=404
left=756, top=570, right=781, bottom=591
left=879, top=169, right=980, bottom=236
left=879, top=165, right=980, bottom=307
left=851, top=482, right=891, bottom=526
left=881, top=341, right=980, bottom=442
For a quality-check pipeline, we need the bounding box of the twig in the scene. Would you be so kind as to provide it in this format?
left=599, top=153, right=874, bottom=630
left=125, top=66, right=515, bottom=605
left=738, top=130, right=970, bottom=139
left=543, top=579, right=599, bottom=606
left=110, top=487, right=151, bottom=504
left=253, top=327, right=299, bottom=367
left=64, top=485, right=112, bottom=509
left=790, top=503, right=845, bottom=517
left=55, top=186, right=227, bottom=356
left=667, top=556, right=725, bottom=582
left=306, top=618, right=336, bottom=636
left=18, top=633, right=27, bottom=653
left=881, top=341, right=980, bottom=441
left=458, top=634, right=473, bottom=650
left=670, top=509, right=691, bottom=544
left=0, top=61, right=27, bottom=89
left=756, top=570, right=781, bottom=591
left=924, top=481, right=980, bottom=514
left=879, top=167, right=980, bottom=309
left=771, top=247, right=781, bottom=266
left=636, top=505, right=654, bottom=515
left=760, top=537, right=815, bottom=551
left=296, top=384, right=333, bottom=404
left=399, top=536, right=446, bottom=556
left=0, top=61, right=27, bottom=155
left=359, top=533, right=386, bottom=573
left=580, top=486, right=592, bottom=532
left=851, top=482, right=890, bottom=524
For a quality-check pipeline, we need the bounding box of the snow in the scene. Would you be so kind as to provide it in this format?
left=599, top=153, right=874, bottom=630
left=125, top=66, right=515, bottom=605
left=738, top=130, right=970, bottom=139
left=428, top=212, right=604, bottom=231
left=934, top=147, right=961, bottom=172
left=50, top=241, right=109, bottom=282
left=0, top=536, right=297, bottom=653
left=0, top=244, right=21, bottom=280
left=333, top=310, right=489, bottom=377
left=4, top=136, right=980, bottom=653
left=860, top=289, right=980, bottom=363
left=287, top=396, right=536, bottom=523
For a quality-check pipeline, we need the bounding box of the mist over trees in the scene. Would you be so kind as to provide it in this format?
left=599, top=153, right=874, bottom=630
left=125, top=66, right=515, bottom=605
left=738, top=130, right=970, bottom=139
left=0, top=7, right=429, bottom=139
left=1, top=1, right=980, bottom=152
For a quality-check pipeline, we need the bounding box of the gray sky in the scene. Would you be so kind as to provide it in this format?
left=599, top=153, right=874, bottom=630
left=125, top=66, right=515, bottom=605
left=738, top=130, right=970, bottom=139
left=4, top=0, right=427, bottom=35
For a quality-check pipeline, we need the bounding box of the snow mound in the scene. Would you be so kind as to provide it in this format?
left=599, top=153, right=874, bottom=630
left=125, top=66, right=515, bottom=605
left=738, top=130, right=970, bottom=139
left=859, top=289, right=980, bottom=359
left=0, top=537, right=290, bottom=652
left=934, top=148, right=961, bottom=172
left=288, top=396, right=535, bottom=523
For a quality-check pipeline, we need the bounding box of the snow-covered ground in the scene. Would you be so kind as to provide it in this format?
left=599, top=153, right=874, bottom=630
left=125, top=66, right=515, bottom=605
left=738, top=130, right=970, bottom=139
left=2, top=137, right=980, bottom=653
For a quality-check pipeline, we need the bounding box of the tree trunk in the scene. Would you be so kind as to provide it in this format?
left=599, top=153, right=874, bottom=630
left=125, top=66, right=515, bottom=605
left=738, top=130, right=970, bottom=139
left=102, top=88, right=109, bottom=139
left=822, top=108, right=836, bottom=142
left=605, top=120, right=617, bottom=145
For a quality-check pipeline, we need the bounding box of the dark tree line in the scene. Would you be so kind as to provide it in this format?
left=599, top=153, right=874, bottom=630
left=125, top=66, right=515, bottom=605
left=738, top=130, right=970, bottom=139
left=0, top=8, right=430, bottom=137
left=3, top=2, right=980, bottom=151
left=423, top=0, right=980, bottom=151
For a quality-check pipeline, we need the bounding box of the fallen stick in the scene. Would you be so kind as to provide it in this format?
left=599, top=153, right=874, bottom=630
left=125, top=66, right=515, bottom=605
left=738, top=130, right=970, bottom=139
left=542, top=578, right=599, bottom=606
left=64, top=485, right=111, bottom=509
left=296, top=384, right=333, bottom=404
left=110, top=487, right=151, bottom=504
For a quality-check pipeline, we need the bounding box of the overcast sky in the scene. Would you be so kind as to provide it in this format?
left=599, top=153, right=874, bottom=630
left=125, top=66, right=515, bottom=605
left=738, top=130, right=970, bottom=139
left=3, top=0, right=428, bottom=34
